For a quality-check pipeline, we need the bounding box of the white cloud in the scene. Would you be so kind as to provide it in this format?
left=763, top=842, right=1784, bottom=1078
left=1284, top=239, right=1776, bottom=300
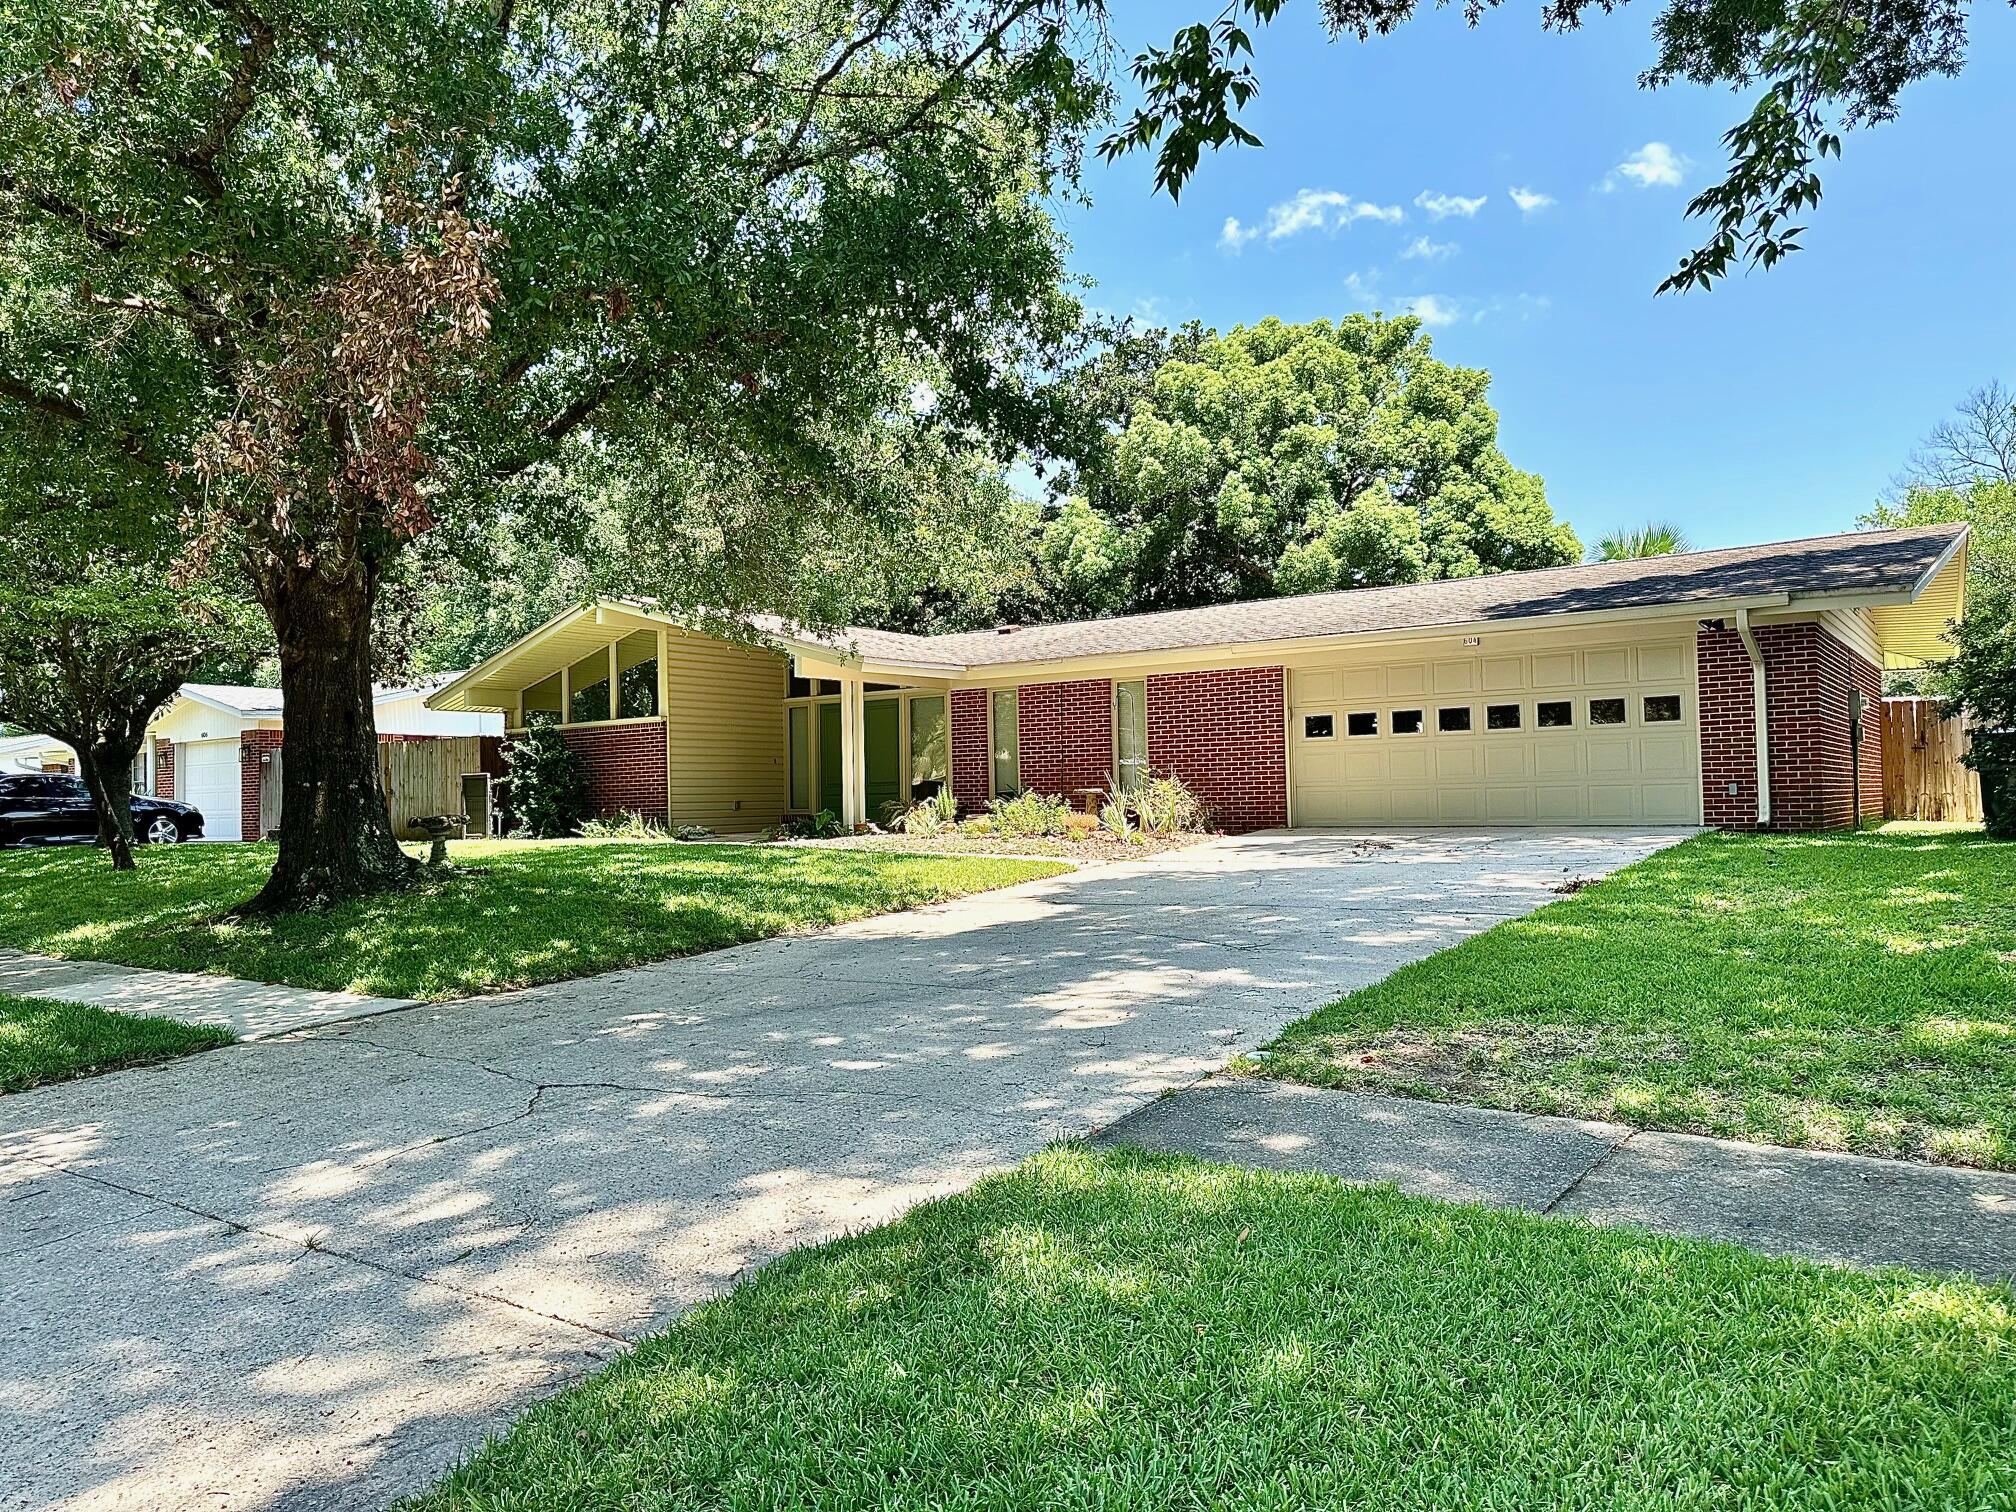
left=1218, top=216, right=1259, bottom=253
left=1342, top=270, right=1383, bottom=307
left=1414, top=190, right=1486, bottom=220
left=1605, top=143, right=1689, bottom=191
left=1401, top=235, right=1458, bottom=262
left=1266, top=188, right=1405, bottom=240
left=1403, top=293, right=1463, bottom=327
left=1508, top=185, right=1555, bottom=216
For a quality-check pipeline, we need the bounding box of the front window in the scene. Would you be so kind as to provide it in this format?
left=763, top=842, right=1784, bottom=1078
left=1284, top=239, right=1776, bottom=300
left=909, top=695, right=949, bottom=800
left=990, top=688, right=1020, bottom=796
left=616, top=631, right=660, bottom=718
left=567, top=650, right=611, bottom=723
left=522, top=672, right=563, bottom=728
left=1115, top=680, right=1148, bottom=792
left=787, top=705, right=811, bottom=811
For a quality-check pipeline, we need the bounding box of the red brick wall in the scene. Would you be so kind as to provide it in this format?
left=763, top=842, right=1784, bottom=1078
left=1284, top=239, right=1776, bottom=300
left=950, top=688, right=990, bottom=814
left=1145, top=666, right=1287, bottom=833
left=240, top=729, right=283, bottom=840
left=1016, top=679, right=1114, bottom=799
left=556, top=721, right=669, bottom=820
left=154, top=738, right=174, bottom=801
left=1697, top=622, right=1884, bottom=831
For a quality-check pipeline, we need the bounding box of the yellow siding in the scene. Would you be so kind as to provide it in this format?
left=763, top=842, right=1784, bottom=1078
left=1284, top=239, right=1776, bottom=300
left=665, top=630, right=789, bottom=829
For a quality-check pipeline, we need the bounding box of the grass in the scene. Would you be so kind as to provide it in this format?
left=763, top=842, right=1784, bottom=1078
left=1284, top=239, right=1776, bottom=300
left=0, top=839, right=1067, bottom=1000
left=1247, top=829, right=2016, bottom=1167
left=405, top=1145, right=2016, bottom=1511
left=0, top=993, right=232, bottom=1093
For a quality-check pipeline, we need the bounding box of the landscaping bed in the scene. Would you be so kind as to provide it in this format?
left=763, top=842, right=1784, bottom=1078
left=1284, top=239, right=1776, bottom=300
left=406, top=1145, right=2015, bottom=1511
left=0, top=840, right=1067, bottom=1000
left=790, top=829, right=1210, bottom=861
left=0, top=993, right=232, bottom=1093
left=1248, top=829, right=2016, bottom=1167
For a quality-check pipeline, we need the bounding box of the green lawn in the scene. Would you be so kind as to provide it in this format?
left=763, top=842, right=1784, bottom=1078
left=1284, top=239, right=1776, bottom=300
left=0, top=840, right=1067, bottom=1000
left=406, top=1146, right=2015, bottom=1512
left=0, top=993, right=232, bottom=1093
left=1249, top=829, right=2016, bottom=1167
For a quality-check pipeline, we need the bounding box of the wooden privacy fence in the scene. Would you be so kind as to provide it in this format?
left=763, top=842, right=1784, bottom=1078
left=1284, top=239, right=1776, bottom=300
left=1882, top=698, right=1985, bottom=822
left=379, top=737, right=496, bottom=839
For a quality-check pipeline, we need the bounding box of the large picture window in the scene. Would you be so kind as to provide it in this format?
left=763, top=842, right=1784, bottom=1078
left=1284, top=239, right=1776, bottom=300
left=787, top=705, right=811, bottom=812
left=990, top=688, right=1020, bottom=796
left=909, top=695, right=949, bottom=800
left=1115, top=680, right=1148, bottom=792
left=616, top=631, right=659, bottom=718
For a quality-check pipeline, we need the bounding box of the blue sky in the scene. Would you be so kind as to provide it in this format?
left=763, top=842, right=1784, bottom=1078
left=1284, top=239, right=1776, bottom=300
left=1057, top=1, right=2016, bottom=552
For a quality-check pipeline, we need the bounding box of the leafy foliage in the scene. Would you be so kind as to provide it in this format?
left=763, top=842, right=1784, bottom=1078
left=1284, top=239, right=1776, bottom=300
left=1593, top=523, right=1693, bottom=561
left=501, top=725, right=591, bottom=840
left=1104, top=0, right=1975, bottom=291
left=895, top=787, right=962, bottom=836
left=1129, top=772, right=1212, bottom=835
left=0, top=0, right=1118, bottom=905
left=986, top=789, right=1075, bottom=836
left=1040, top=317, right=1578, bottom=616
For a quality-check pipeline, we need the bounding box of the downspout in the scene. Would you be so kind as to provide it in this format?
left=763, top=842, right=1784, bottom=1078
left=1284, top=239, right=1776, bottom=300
left=1735, top=608, right=1771, bottom=828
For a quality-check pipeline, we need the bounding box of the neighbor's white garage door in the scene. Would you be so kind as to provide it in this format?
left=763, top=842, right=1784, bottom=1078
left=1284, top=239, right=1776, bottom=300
left=178, top=739, right=242, bottom=841
left=1289, top=630, right=1701, bottom=826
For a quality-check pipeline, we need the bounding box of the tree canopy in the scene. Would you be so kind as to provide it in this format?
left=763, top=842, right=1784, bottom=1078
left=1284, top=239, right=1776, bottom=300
left=1103, top=0, right=1980, bottom=292
left=1037, top=315, right=1578, bottom=617
left=0, top=0, right=1116, bottom=905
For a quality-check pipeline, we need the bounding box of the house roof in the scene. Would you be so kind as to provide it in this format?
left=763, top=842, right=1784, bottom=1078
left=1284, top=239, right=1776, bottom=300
left=789, top=522, right=1970, bottom=673
left=168, top=672, right=475, bottom=723
left=427, top=523, right=1969, bottom=712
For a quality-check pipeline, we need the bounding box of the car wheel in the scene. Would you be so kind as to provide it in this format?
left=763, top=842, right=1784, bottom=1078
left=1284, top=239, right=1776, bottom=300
left=144, top=815, right=184, bottom=845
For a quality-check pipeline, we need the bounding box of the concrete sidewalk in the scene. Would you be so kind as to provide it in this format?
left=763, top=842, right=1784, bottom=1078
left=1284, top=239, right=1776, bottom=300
left=0, top=948, right=414, bottom=1040
left=1101, top=1077, right=2016, bottom=1282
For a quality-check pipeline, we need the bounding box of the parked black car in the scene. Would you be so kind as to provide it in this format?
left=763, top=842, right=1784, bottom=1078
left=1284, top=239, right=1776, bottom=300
left=0, top=774, right=205, bottom=846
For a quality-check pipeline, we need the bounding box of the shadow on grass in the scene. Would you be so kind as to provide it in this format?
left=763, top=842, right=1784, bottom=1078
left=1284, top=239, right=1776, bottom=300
left=0, top=841, right=1066, bottom=999
left=408, top=1146, right=2016, bottom=1511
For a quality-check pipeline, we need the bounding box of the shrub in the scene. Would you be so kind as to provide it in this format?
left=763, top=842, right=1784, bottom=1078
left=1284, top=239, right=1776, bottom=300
left=1098, top=792, right=1133, bottom=840
left=772, top=809, right=845, bottom=840
left=1132, top=773, right=1211, bottom=835
left=501, top=725, right=591, bottom=838
left=672, top=824, right=715, bottom=841
left=577, top=810, right=669, bottom=841
left=987, top=790, right=1072, bottom=837
left=895, top=787, right=959, bottom=836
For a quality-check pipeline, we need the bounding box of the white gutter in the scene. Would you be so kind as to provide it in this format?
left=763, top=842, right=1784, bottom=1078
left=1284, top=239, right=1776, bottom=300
left=1734, top=607, right=1771, bottom=828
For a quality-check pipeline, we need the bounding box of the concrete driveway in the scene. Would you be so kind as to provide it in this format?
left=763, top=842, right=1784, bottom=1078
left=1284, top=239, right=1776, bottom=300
left=0, top=827, right=1688, bottom=1511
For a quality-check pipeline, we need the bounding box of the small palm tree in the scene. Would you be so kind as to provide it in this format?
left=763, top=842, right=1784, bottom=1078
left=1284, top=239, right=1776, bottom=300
left=1593, top=522, right=1693, bottom=561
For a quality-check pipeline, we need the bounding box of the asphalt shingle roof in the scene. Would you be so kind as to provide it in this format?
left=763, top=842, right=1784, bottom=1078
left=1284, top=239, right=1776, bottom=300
left=800, top=523, right=1965, bottom=671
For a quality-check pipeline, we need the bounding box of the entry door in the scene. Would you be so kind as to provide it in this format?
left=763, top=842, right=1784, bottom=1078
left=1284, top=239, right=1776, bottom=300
left=818, top=703, right=843, bottom=816
left=863, top=700, right=901, bottom=822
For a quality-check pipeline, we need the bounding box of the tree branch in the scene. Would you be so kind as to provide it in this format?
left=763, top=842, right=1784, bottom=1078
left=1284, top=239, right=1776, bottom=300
left=176, top=0, right=278, bottom=200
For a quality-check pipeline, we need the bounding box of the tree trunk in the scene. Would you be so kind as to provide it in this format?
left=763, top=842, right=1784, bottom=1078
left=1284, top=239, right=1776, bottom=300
left=243, top=563, right=417, bottom=913
left=79, top=740, right=139, bottom=871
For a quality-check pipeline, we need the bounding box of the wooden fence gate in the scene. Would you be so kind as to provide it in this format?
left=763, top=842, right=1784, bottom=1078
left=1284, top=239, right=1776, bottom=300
left=1881, top=698, right=1985, bottom=822
left=380, top=737, right=496, bottom=839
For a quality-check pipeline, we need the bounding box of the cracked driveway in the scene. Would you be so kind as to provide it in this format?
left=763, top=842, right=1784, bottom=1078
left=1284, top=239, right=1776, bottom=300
left=0, top=827, right=1689, bottom=1511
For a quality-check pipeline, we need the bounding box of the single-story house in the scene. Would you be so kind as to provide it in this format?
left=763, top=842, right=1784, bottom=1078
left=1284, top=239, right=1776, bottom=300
left=148, top=675, right=503, bottom=840
left=0, top=732, right=77, bottom=775
left=424, top=523, right=1969, bottom=835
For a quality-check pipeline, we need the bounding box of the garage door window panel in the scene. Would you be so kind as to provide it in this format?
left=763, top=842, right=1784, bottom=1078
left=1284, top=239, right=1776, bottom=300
left=1537, top=700, right=1573, bottom=729
left=1392, top=709, right=1424, bottom=735
left=1589, top=697, right=1627, bottom=727
left=1438, top=706, right=1473, bottom=734
left=1486, top=704, right=1523, bottom=731
left=1644, top=695, right=1683, bottom=723
left=1303, top=714, right=1335, bottom=739
left=1346, top=712, right=1379, bottom=737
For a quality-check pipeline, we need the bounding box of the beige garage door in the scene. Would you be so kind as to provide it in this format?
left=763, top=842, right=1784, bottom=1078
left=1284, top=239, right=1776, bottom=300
left=1289, top=634, right=1701, bottom=826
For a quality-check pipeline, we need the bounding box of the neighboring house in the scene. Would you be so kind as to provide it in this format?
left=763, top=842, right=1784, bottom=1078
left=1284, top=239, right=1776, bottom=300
left=148, top=674, right=503, bottom=841
left=425, top=524, right=1970, bottom=836
left=0, top=733, right=76, bottom=776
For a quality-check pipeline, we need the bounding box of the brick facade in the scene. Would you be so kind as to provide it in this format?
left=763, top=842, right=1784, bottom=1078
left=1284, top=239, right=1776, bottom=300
left=556, top=720, right=670, bottom=821
left=1697, top=622, right=1884, bottom=830
left=1016, top=678, right=1114, bottom=799
left=950, top=688, right=990, bottom=814
left=1145, top=666, right=1287, bottom=833
left=153, top=737, right=174, bottom=801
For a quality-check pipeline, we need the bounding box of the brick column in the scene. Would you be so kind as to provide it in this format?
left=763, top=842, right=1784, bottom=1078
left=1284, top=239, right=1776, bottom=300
left=153, top=738, right=175, bottom=801
left=950, top=688, right=990, bottom=814
left=240, top=730, right=284, bottom=840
